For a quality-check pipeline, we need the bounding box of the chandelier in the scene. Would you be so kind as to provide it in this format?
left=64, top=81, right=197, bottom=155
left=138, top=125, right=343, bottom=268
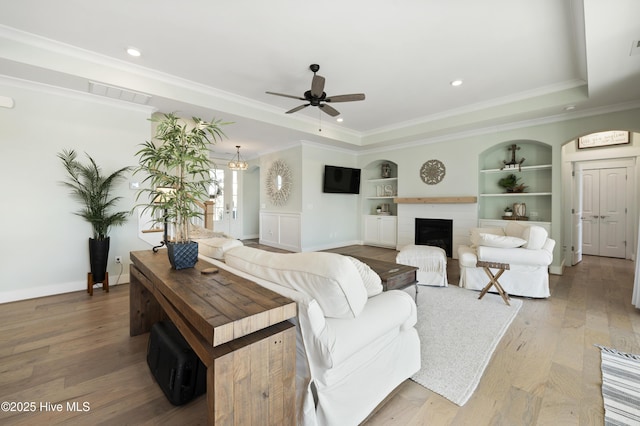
left=228, top=145, right=248, bottom=171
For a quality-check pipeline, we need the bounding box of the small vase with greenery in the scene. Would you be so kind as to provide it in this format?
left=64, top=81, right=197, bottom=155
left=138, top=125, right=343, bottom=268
left=58, top=149, right=131, bottom=287
left=134, top=113, right=229, bottom=269
left=503, top=206, right=513, bottom=217
left=498, top=173, right=527, bottom=193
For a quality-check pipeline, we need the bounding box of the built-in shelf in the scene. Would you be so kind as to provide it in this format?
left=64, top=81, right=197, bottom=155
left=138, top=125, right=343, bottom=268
left=478, top=142, right=552, bottom=222
left=366, top=177, right=398, bottom=183
left=479, top=192, right=552, bottom=197
left=480, top=164, right=552, bottom=173
left=394, top=196, right=477, bottom=204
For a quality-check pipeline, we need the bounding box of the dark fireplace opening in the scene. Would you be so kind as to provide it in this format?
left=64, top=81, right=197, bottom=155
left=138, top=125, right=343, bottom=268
left=415, top=218, right=453, bottom=257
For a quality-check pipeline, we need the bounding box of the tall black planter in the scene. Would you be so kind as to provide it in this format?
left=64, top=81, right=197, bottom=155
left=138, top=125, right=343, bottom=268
left=89, top=237, right=110, bottom=283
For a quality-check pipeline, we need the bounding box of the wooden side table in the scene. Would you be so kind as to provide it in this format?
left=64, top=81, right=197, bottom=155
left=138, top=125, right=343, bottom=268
left=476, top=260, right=511, bottom=306
left=348, top=256, right=418, bottom=302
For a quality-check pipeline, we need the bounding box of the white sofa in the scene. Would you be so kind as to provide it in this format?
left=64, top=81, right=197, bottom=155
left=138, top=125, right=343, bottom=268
left=458, top=222, right=555, bottom=298
left=199, top=245, right=420, bottom=426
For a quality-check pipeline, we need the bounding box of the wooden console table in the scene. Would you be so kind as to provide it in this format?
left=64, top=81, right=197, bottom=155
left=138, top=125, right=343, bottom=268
left=129, top=250, right=297, bottom=425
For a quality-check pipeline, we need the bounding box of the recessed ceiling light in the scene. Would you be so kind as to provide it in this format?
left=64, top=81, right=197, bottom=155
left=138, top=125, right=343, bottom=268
left=336, top=117, right=344, bottom=123
left=126, top=47, right=141, bottom=57
left=564, top=105, right=576, bottom=111
left=450, top=79, right=463, bottom=87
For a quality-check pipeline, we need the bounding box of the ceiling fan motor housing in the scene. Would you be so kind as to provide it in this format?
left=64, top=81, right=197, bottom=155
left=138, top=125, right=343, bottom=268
left=304, top=90, right=326, bottom=105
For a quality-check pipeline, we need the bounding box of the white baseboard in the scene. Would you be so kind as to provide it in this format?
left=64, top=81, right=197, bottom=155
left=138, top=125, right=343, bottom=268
left=0, top=274, right=129, bottom=304
left=549, top=260, right=564, bottom=275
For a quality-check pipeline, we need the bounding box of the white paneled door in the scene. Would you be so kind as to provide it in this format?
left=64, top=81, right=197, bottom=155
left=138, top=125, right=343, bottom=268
left=581, top=167, right=627, bottom=258
left=210, top=168, right=242, bottom=239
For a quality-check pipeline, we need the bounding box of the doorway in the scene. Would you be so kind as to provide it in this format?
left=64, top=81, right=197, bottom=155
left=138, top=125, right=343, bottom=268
left=581, top=167, right=627, bottom=258
left=568, top=157, right=635, bottom=265
left=210, top=168, right=242, bottom=238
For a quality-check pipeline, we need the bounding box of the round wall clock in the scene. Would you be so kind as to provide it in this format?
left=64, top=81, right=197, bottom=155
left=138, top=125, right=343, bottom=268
left=420, top=159, right=446, bottom=185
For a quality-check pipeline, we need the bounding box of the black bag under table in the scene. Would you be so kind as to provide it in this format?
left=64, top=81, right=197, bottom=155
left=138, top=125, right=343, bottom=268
left=147, top=320, right=207, bottom=405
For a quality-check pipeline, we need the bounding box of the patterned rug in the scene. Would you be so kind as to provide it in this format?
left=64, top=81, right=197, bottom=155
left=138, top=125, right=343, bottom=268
left=596, top=345, right=640, bottom=425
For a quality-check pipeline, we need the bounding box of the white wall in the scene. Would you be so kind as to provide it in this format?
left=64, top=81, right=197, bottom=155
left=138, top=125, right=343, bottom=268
left=0, top=79, right=154, bottom=303
left=300, top=143, right=360, bottom=251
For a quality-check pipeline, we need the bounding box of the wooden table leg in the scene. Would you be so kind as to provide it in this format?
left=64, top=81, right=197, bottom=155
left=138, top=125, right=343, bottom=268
left=478, top=267, right=511, bottom=306
left=129, top=265, right=163, bottom=336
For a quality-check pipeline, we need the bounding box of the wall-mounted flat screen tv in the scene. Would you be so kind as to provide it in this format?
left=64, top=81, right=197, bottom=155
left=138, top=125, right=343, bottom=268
left=323, top=165, right=361, bottom=194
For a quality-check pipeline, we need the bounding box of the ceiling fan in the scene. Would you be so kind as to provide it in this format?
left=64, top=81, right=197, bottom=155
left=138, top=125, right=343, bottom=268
left=266, top=64, right=365, bottom=117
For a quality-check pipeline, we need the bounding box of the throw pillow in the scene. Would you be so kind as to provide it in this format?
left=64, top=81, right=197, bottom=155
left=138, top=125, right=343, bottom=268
left=505, top=221, right=527, bottom=238
left=346, top=256, right=383, bottom=297
left=477, top=233, right=526, bottom=248
left=522, top=225, right=548, bottom=250
left=470, top=227, right=504, bottom=247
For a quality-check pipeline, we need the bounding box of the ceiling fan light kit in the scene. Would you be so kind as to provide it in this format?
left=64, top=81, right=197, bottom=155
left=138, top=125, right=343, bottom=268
left=266, top=64, right=365, bottom=117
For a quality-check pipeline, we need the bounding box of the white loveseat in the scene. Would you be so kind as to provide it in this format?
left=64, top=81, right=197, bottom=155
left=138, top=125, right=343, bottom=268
left=199, top=245, right=420, bottom=426
left=458, top=222, right=555, bottom=298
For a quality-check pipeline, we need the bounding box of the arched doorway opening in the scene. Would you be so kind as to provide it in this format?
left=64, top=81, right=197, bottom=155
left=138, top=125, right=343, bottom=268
left=561, top=130, right=638, bottom=266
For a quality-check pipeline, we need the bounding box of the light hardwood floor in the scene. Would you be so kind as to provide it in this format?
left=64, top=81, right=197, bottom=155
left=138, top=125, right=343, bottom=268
left=0, top=246, right=637, bottom=425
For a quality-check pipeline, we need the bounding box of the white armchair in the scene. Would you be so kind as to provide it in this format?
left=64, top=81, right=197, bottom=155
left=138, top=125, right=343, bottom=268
left=458, top=222, right=555, bottom=298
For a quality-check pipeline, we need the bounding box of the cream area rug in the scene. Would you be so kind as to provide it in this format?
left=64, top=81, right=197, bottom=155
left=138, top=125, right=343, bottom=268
left=411, top=285, right=522, bottom=406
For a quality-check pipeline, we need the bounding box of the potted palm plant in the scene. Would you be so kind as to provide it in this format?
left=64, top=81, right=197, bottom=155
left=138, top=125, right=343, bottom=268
left=134, top=113, right=228, bottom=269
left=58, top=149, right=131, bottom=286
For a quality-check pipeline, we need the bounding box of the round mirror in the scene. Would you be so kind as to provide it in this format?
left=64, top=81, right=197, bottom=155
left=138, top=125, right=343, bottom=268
left=266, top=160, right=292, bottom=206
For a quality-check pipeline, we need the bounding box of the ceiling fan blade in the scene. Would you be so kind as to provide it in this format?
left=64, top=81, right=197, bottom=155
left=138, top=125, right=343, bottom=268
left=325, top=93, right=366, bottom=103
left=311, top=74, right=325, bottom=97
left=286, top=104, right=310, bottom=114
left=319, top=104, right=340, bottom=117
left=266, top=91, right=306, bottom=101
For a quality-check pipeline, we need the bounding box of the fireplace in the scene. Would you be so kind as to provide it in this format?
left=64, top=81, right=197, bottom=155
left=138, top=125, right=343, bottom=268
left=415, top=218, right=453, bottom=257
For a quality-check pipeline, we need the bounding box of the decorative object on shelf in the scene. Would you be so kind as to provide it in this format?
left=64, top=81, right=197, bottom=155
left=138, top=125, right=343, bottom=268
left=134, top=113, right=229, bottom=270
left=513, top=202, right=526, bottom=218
left=501, top=144, right=525, bottom=171
left=58, top=149, right=132, bottom=293
left=228, top=145, right=248, bottom=171
left=381, top=162, right=391, bottom=178
left=420, top=159, right=446, bottom=185
left=578, top=130, right=630, bottom=149
left=503, top=206, right=513, bottom=217
left=266, top=159, right=292, bottom=206
left=384, top=184, right=394, bottom=196
left=497, top=173, right=527, bottom=193
left=376, top=205, right=382, bottom=214
left=376, top=185, right=383, bottom=197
